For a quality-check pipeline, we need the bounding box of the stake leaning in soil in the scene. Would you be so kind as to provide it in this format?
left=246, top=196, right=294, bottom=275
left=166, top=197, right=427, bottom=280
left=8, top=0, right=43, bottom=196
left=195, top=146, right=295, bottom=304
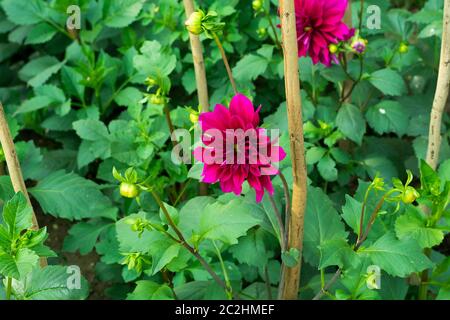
left=425, top=0, right=450, bottom=171
left=0, top=102, right=47, bottom=266
left=278, top=0, right=308, bottom=300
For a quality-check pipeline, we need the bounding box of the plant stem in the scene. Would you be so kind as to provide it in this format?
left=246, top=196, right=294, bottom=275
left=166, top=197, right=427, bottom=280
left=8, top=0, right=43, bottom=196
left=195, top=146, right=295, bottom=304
left=5, top=277, right=12, bottom=300
left=425, top=0, right=450, bottom=170
left=313, top=269, right=342, bottom=300
left=279, top=172, right=291, bottom=246
left=264, top=266, right=273, bottom=300
left=358, top=0, right=365, bottom=31
left=149, top=190, right=232, bottom=296
left=213, top=240, right=233, bottom=299
left=268, top=194, right=286, bottom=251
left=212, top=32, right=238, bottom=94
left=278, top=0, right=308, bottom=300
left=263, top=8, right=282, bottom=49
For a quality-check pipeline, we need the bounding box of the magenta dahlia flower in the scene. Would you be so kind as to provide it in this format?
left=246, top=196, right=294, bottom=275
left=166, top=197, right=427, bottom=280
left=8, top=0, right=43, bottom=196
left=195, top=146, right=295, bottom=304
left=194, top=94, right=286, bottom=202
left=294, top=0, right=353, bottom=66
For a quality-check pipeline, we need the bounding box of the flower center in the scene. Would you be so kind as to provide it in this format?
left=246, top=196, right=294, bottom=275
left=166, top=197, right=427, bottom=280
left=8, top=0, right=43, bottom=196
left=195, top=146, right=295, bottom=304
left=304, top=26, right=313, bottom=33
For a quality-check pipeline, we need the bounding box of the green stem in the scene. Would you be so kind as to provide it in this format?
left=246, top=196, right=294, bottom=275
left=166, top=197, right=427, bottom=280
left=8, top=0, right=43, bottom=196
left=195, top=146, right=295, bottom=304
left=263, top=8, right=282, bottom=49
left=358, top=0, right=365, bottom=31
left=5, top=277, right=12, bottom=300
left=213, top=240, right=233, bottom=299
left=148, top=190, right=233, bottom=297
left=212, top=32, right=238, bottom=94
left=418, top=248, right=431, bottom=300
left=268, top=194, right=286, bottom=251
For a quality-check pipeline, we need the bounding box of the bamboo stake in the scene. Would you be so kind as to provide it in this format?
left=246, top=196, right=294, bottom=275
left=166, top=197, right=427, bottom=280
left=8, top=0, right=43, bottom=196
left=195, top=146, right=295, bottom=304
left=183, top=0, right=210, bottom=196
left=278, top=0, right=308, bottom=300
left=182, top=0, right=210, bottom=114
left=426, top=0, right=450, bottom=170
left=0, top=102, right=47, bottom=266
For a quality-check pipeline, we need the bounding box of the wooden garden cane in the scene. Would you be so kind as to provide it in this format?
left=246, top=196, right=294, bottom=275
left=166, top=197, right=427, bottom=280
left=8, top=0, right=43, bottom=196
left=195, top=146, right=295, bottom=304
left=418, top=0, right=450, bottom=300
left=278, top=0, right=308, bottom=300
left=425, top=0, right=450, bottom=171
left=0, top=102, right=47, bottom=267
left=182, top=0, right=211, bottom=196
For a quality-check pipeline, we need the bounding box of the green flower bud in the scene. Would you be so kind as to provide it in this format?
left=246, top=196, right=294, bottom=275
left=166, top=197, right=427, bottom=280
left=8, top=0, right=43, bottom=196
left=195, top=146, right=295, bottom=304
left=398, top=42, right=409, bottom=54
left=150, top=94, right=165, bottom=105
left=120, top=182, right=140, bottom=198
left=252, top=0, right=263, bottom=11
left=329, top=43, right=339, bottom=54
left=402, top=187, right=419, bottom=204
left=257, top=27, right=267, bottom=37
left=185, top=11, right=205, bottom=35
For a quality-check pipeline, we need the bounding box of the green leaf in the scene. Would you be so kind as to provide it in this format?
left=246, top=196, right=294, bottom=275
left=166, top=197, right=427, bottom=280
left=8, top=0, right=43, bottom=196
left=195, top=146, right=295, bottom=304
left=306, top=147, right=326, bottom=165
left=0, top=248, right=39, bottom=280
left=63, top=221, right=112, bottom=255
left=229, top=229, right=272, bottom=267
left=360, top=232, right=433, bottom=277
left=2, top=192, right=33, bottom=237
left=196, top=197, right=261, bottom=245
left=29, top=171, right=117, bottom=221
left=281, top=248, right=300, bottom=268
left=319, top=238, right=359, bottom=269
left=336, top=103, right=366, bottom=145
left=303, top=187, right=348, bottom=266
left=127, top=280, right=174, bottom=300
left=1, top=0, right=45, bottom=25
left=18, top=56, right=64, bottom=88
left=104, top=0, right=145, bottom=28
left=233, top=54, right=269, bottom=83
left=61, top=66, right=84, bottom=100
left=24, top=22, right=57, bottom=44
left=317, top=155, right=338, bottom=182
left=395, top=206, right=444, bottom=248
left=369, top=69, right=407, bottom=96
left=22, top=266, right=89, bottom=300
left=366, top=101, right=408, bottom=136
left=73, top=119, right=110, bottom=141
left=14, top=96, right=53, bottom=114
left=114, top=87, right=142, bottom=108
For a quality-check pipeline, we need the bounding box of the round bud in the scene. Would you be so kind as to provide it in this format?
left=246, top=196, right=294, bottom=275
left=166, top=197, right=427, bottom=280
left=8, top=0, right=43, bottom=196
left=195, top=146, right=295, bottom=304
left=120, top=182, right=140, bottom=198
left=252, top=0, right=263, bottom=11
left=402, top=187, right=419, bottom=204
left=185, top=11, right=205, bottom=35
left=398, top=43, right=409, bottom=54
left=329, top=43, right=339, bottom=54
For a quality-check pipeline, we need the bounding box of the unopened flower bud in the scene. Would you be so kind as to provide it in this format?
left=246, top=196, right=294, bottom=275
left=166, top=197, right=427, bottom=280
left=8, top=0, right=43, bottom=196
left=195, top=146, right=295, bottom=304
left=252, top=0, right=263, bottom=11
left=329, top=43, right=339, bottom=54
left=257, top=27, right=267, bottom=37
left=402, top=187, right=419, bottom=204
left=398, top=42, right=409, bottom=54
left=150, top=94, right=165, bottom=105
left=185, top=11, right=205, bottom=35
left=351, top=37, right=367, bottom=54
left=120, top=182, right=140, bottom=198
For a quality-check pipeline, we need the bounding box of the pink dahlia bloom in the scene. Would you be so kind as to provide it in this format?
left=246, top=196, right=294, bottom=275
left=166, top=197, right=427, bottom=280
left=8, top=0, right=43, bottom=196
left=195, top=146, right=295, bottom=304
left=294, top=0, right=353, bottom=66
left=194, top=94, right=286, bottom=202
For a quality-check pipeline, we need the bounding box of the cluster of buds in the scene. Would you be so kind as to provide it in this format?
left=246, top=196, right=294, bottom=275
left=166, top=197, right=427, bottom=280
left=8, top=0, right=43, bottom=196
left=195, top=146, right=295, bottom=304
left=140, top=77, right=168, bottom=106
left=121, top=252, right=150, bottom=274
left=185, top=9, right=225, bottom=38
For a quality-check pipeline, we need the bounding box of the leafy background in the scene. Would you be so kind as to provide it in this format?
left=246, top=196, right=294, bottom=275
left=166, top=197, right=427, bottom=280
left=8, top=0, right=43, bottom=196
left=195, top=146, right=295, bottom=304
left=0, top=0, right=448, bottom=299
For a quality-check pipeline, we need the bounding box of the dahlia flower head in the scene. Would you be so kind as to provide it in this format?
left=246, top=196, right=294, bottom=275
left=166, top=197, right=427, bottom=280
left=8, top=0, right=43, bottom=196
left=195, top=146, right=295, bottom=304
left=294, top=0, right=354, bottom=66
left=194, top=94, right=286, bottom=202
